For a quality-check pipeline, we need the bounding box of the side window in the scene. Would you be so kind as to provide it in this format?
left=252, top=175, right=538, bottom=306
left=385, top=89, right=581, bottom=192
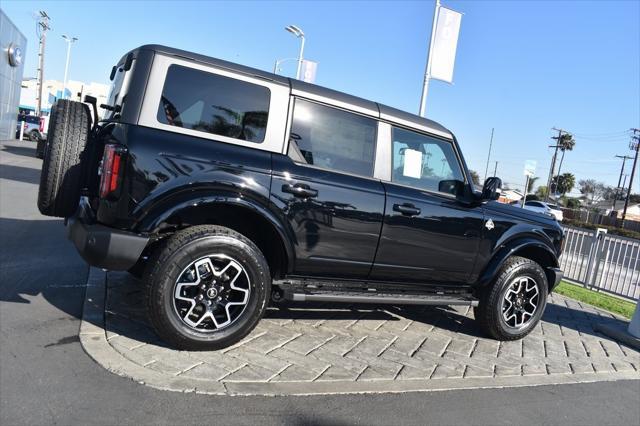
left=391, top=127, right=464, bottom=194
left=287, top=98, right=377, bottom=177
left=157, top=65, right=270, bottom=143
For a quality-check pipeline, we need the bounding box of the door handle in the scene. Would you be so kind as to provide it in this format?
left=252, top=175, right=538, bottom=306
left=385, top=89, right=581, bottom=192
left=282, top=183, right=318, bottom=198
left=393, top=203, right=421, bottom=216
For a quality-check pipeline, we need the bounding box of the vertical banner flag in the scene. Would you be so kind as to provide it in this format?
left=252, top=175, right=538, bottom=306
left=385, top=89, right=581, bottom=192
left=430, top=7, right=462, bottom=83
left=301, top=60, right=318, bottom=84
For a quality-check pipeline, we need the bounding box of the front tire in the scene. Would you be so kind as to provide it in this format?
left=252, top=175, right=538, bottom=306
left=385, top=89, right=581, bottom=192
left=475, top=256, right=548, bottom=340
left=145, top=225, right=271, bottom=350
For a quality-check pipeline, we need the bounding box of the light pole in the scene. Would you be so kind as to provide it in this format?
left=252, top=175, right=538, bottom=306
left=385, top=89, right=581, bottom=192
left=273, top=57, right=298, bottom=74
left=62, top=35, right=78, bottom=99
left=284, top=25, right=305, bottom=79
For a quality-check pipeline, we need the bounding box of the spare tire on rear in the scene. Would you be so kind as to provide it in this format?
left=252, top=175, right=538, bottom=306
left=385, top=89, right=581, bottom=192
left=37, top=100, right=91, bottom=218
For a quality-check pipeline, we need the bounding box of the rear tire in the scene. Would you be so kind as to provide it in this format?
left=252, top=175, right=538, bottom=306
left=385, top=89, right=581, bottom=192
left=37, top=100, right=91, bottom=218
left=35, top=138, right=46, bottom=159
left=145, top=225, right=271, bottom=350
left=475, top=256, right=548, bottom=340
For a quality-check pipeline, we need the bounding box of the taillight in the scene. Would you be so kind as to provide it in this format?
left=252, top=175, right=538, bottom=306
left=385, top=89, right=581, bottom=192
left=39, top=117, right=44, bottom=133
left=99, top=144, right=126, bottom=198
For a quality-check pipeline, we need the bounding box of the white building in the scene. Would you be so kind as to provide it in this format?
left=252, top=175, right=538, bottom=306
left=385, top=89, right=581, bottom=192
left=19, top=78, right=110, bottom=117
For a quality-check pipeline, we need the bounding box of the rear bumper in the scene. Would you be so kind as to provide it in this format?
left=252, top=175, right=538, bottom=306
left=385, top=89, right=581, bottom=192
left=66, top=199, right=149, bottom=270
left=547, top=267, right=563, bottom=291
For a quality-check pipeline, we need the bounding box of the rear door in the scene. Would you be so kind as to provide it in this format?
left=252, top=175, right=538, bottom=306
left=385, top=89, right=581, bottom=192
left=369, top=126, right=484, bottom=285
left=270, top=98, right=385, bottom=279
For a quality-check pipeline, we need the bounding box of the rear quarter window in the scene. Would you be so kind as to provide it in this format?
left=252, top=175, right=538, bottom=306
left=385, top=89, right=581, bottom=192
left=157, top=65, right=270, bottom=143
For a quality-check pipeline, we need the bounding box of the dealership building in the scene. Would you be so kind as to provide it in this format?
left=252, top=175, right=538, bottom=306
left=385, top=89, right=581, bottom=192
left=0, top=9, right=27, bottom=140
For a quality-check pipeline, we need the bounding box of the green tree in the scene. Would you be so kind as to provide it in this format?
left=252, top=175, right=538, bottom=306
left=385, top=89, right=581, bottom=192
left=555, top=133, right=575, bottom=178
left=565, top=197, right=581, bottom=208
left=526, top=176, right=539, bottom=193
left=552, top=173, right=575, bottom=196
left=535, top=185, right=549, bottom=199
left=469, top=170, right=481, bottom=186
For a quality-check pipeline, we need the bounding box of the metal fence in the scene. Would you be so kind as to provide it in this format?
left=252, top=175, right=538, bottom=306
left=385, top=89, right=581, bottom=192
left=560, top=225, right=640, bottom=301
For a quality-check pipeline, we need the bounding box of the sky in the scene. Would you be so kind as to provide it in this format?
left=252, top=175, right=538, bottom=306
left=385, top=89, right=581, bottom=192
left=2, top=0, right=639, bottom=194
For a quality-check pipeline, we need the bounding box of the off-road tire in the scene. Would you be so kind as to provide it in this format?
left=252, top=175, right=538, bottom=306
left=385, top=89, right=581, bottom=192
left=35, top=138, right=46, bottom=159
left=475, top=256, right=548, bottom=340
left=145, top=225, right=271, bottom=350
left=37, top=100, right=91, bottom=217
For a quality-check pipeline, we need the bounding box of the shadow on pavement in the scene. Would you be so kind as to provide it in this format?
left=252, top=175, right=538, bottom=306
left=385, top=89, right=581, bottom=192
left=104, top=271, right=634, bottom=349
left=0, top=217, right=88, bottom=317
left=0, top=163, right=42, bottom=185
left=2, top=144, right=38, bottom=158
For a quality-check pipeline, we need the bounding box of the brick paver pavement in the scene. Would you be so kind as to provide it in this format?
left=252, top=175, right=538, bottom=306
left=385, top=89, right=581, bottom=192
left=100, top=271, right=639, bottom=389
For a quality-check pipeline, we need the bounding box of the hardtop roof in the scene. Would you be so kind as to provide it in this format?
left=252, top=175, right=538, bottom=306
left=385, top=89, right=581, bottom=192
left=126, top=44, right=453, bottom=139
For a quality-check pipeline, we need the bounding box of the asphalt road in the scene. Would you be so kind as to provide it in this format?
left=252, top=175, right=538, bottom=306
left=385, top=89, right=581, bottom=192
left=1, top=139, right=639, bottom=426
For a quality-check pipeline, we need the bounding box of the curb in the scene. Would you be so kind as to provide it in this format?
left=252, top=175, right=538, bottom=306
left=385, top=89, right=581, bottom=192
left=79, top=268, right=640, bottom=396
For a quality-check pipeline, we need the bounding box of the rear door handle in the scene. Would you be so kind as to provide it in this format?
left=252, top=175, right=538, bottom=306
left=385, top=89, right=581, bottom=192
left=282, top=183, right=318, bottom=198
left=393, top=203, right=421, bottom=216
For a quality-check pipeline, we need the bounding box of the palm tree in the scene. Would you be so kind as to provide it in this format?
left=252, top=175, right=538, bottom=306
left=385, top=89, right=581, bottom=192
left=552, top=172, right=576, bottom=196
left=555, top=133, right=575, bottom=182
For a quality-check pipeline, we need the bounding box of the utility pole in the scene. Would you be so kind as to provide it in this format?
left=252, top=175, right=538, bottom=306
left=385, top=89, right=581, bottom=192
left=621, top=129, right=640, bottom=223
left=35, top=11, right=51, bottom=116
left=545, top=127, right=570, bottom=202
left=483, top=128, right=495, bottom=182
left=613, top=154, right=633, bottom=210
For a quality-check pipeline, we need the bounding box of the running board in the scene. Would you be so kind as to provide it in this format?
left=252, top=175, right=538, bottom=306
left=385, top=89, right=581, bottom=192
left=283, top=290, right=479, bottom=307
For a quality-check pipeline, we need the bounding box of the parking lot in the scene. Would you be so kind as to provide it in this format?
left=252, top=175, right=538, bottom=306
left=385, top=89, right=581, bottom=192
left=1, top=139, right=639, bottom=424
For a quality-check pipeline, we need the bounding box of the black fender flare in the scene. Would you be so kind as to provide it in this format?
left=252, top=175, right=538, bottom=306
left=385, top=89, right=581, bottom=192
left=135, top=191, right=296, bottom=273
left=477, top=237, right=559, bottom=289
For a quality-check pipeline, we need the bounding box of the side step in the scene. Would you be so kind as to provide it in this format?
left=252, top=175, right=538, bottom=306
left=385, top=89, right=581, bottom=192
left=283, top=290, right=479, bottom=307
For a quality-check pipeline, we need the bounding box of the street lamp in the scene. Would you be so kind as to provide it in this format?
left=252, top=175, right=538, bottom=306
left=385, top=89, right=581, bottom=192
left=284, top=25, right=305, bottom=80
left=273, top=57, right=298, bottom=74
left=62, top=35, right=78, bottom=99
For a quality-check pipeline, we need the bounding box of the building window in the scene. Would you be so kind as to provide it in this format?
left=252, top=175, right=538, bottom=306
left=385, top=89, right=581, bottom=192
left=157, top=65, right=270, bottom=143
left=288, top=98, right=377, bottom=177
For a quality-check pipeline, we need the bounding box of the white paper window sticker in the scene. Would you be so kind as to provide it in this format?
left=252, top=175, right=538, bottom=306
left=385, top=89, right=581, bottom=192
left=403, top=149, right=423, bottom=179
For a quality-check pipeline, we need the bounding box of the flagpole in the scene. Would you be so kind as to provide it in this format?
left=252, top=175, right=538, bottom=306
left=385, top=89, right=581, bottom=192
left=419, top=0, right=441, bottom=118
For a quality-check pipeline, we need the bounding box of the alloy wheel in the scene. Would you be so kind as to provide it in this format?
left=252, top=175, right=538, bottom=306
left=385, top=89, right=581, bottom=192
left=172, top=254, right=250, bottom=332
left=500, top=276, right=540, bottom=329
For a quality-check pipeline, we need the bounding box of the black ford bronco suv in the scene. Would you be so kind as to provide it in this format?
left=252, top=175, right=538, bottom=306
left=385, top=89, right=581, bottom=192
left=37, top=45, right=563, bottom=350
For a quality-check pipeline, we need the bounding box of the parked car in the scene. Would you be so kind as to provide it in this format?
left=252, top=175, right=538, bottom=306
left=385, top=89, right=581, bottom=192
left=36, top=45, right=564, bottom=350
left=522, top=200, right=563, bottom=221
left=16, top=114, right=49, bottom=158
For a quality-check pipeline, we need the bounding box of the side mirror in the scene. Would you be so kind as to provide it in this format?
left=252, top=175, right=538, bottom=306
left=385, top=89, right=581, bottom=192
left=481, top=177, right=502, bottom=201
left=439, top=179, right=464, bottom=196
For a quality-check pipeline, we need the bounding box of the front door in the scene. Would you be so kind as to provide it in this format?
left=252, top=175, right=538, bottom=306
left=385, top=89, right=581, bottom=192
left=369, top=127, right=484, bottom=285
left=270, top=98, right=385, bottom=279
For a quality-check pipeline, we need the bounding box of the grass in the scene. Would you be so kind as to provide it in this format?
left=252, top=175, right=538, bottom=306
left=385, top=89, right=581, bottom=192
left=554, top=281, right=637, bottom=319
